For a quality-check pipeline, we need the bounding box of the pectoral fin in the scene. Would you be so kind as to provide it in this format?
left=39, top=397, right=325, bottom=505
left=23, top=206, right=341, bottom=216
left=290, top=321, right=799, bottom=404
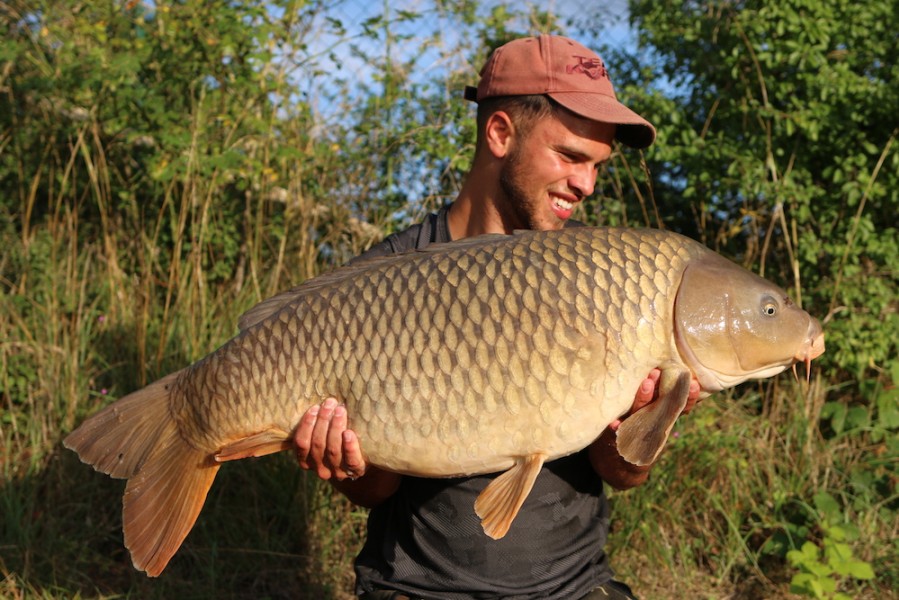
left=474, top=453, right=546, bottom=539
left=214, top=428, right=292, bottom=462
left=616, top=369, right=691, bottom=466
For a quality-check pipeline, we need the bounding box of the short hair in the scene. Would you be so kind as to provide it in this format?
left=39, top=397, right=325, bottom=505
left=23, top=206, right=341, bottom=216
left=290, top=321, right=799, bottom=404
left=475, top=94, right=561, bottom=140
left=473, top=96, right=589, bottom=161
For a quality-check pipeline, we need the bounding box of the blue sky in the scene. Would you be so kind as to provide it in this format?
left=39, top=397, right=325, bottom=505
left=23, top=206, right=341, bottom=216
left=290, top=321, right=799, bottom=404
left=295, top=0, right=639, bottom=123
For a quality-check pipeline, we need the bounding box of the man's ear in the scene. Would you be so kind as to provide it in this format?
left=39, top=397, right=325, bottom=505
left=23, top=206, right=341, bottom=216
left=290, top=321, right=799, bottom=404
left=484, top=111, right=515, bottom=159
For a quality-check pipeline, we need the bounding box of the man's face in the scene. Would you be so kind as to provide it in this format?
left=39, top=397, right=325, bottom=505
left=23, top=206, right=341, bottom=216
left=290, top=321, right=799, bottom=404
left=498, top=109, right=615, bottom=231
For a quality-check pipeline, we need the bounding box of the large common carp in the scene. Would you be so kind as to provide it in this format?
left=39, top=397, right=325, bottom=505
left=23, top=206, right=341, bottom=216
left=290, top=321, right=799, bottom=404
left=64, top=227, right=824, bottom=576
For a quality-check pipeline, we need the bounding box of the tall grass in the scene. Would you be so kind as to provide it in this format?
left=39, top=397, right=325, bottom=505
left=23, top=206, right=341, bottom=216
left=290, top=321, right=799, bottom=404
left=4, top=141, right=895, bottom=598
left=609, top=376, right=896, bottom=599
left=2, top=2, right=896, bottom=599
left=0, top=84, right=369, bottom=600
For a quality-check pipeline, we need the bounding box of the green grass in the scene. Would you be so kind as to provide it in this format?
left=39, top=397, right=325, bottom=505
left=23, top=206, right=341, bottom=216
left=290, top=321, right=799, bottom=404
left=0, top=188, right=365, bottom=598
left=1, top=449, right=363, bottom=599
left=2, top=210, right=896, bottom=599
left=0, top=152, right=894, bottom=598
left=2, top=2, right=896, bottom=597
left=608, top=380, right=897, bottom=599
left=0, top=165, right=895, bottom=598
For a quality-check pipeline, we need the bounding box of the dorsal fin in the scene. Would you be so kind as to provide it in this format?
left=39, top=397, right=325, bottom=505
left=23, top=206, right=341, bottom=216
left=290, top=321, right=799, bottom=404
left=237, top=232, right=516, bottom=331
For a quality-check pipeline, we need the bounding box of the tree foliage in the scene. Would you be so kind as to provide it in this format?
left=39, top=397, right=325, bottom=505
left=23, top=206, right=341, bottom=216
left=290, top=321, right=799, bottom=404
left=616, top=0, right=898, bottom=384
left=1, top=0, right=896, bottom=597
left=590, top=2, right=898, bottom=597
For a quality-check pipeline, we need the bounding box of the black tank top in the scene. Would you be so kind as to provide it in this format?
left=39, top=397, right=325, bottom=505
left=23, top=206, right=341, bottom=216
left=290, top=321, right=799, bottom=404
left=353, top=207, right=616, bottom=599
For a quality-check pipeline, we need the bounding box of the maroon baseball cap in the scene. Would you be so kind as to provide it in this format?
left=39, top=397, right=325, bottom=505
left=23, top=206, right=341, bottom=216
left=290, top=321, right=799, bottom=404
left=464, top=34, right=656, bottom=149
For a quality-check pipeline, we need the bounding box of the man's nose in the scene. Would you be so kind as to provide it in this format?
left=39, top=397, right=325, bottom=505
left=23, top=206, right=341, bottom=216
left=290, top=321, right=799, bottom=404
left=569, top=164, right=597, bottom=198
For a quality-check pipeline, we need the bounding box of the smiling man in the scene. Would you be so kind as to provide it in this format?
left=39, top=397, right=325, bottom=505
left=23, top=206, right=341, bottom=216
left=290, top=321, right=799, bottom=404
left=295, top=35, right=700, bottom=600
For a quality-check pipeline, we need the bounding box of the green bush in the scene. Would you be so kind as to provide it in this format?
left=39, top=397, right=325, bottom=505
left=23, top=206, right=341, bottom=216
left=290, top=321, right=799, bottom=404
left=2, top=1, right=896, bottom=598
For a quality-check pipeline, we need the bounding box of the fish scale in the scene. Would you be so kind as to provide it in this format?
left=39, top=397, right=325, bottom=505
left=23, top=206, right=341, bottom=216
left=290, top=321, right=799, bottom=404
left=173, top=228, right=683, bottom=474
left=64, top=226, right=825, bottom=576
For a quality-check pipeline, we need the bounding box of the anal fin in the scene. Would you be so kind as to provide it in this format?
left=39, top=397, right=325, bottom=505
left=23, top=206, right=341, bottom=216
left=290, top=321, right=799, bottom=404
left=616, top=369, right=691, bottom=466
left=474, top=453, right=546, bottom=539
left=214, top=428, right=292, bottom=462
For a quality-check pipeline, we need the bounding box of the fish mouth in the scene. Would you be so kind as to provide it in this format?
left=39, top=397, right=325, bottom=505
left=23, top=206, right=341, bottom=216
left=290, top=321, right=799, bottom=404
left=793, top=321, right=825, bottom=382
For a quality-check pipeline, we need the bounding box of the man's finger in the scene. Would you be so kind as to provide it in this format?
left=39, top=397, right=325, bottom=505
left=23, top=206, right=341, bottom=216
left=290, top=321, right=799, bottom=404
left=340, top=430, right=367, bottom=481
left=295, top=404, right=320, bottom=469
left=325, top=403, right=348, bottom=472
left=308, top=397, right=337, bottom=479
left=681, top=378, right=702, bottom=414
left=310, top=397, right=337, bottom=450
left=632, top=376, right=656, bottom=412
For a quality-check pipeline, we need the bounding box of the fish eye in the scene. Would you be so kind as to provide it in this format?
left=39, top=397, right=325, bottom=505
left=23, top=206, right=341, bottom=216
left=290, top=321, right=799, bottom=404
left=762, top=301, right=778, bottom=317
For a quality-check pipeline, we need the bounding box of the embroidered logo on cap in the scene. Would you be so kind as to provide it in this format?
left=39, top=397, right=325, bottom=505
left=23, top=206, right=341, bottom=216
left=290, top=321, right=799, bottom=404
left=566, top=56, right=608, bottom=80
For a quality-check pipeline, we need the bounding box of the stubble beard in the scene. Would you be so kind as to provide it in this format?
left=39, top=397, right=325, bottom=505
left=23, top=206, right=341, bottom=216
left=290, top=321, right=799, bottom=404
left=498, top=144, right=550, bottom=231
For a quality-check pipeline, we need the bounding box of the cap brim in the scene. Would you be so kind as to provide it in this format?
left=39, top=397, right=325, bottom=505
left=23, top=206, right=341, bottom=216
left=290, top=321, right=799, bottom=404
left=548, top=91, right=656, bottom=149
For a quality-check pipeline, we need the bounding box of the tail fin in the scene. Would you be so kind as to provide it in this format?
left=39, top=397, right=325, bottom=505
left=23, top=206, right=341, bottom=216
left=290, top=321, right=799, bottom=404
left=63, top=370, right=219, bottom=577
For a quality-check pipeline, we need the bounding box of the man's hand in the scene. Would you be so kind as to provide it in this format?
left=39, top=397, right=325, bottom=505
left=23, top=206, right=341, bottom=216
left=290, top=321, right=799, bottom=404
left=295, top=397, right=367, bottom=482
left=607, top=368, right=702, bottom=432
left=294, top=398, right=401, bottom=507
left=590, top=369, right=702, bottom=490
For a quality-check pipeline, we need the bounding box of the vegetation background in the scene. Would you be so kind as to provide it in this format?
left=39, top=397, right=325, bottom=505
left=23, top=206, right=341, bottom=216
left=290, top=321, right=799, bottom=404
left=1, top=0, right=896, bottom=598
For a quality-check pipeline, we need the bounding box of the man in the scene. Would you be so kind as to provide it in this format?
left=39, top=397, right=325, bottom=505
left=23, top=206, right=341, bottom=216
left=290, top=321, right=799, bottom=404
left=295, top=35, right=700, bottom=599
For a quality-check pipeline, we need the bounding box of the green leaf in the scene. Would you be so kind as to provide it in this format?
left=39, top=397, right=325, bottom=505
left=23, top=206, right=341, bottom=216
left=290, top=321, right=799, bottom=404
left=845, top=406, right=870, bottom=431
left=825, top=540, right=853, bottom=562
left=846, top=560, right=875, bottom=580
left=813, top=491, right=841, bottom=522
left=875, top=385, right=899, bottom=429
left=821, top=401, right=847, bottom=434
